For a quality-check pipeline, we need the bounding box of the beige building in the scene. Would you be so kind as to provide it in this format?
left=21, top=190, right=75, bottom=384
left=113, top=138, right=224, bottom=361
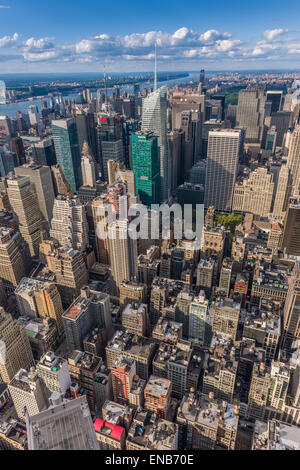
left=247, top=362, right=271, bottom=421
left=0, top=228, right=28, bottom=288
left=121, top=303, right=148, bottom=336
left=0, top=309, right=34, bottom=383
left=8, top=368, right=47, bottom=419
left=7, top=175, right=43, bottom=257
left=272, top=165, right=291, bottom=221
left=50, top=195, right=88, bottom=251
left=119, top=280, right=147, bottom=307
left=15, top=277, right=64, bottom=335
left=232, top=167, right=274, bottom=217
left=211, top=298, right=241, bottom=340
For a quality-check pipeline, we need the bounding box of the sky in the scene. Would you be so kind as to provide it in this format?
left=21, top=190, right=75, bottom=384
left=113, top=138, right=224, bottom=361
left=0, top=0, right=300, bottom=73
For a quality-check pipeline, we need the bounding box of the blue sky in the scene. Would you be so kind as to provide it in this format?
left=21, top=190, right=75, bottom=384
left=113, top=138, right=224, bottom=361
left=1, top=0, right=300, bottom=72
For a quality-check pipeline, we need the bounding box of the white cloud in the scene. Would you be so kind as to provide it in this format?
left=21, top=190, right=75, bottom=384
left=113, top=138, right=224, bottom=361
left=0, top=32, right=18, bottom=48
left=0, top=26, right=300, bottom=68
left=24, top=37, right=55, bottom=51
left=263, top=28, right=289, bottom=41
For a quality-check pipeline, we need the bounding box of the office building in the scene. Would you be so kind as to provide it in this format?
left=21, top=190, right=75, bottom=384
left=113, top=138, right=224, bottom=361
left=35, top=351, right=71, bottom=396
left=236, top=86, right=266, bottom=143
left=8, top=368, right=47, bottom=419
left=281, top=197, right=300, bottom=256
left=281, top=261, right=300, bottom=352
left=81, top=144, right=97, bottom=188
left=188, top=295, right=210, bottom=346
left=94, top=417, right=126, bottom=450
left=15, top=277, right=64, bottom=335
left=144, top=375, right=172, bottom=419
left=204, top=129, right=243, bottom=211
left=106, top=331, right=157, bottom=381
left=131, top=131, right=160, bottom=205
left=108, top=219, right=137, bottom=292
left=122, top=303, right=148, bottom=336
left=266, top=90, right=283, bottom=113
left=0, top=309, right=34, bottom=383
left=211, top=298, right=241, bottom=340
left=67, top=350, right=104, bottom=412
left=52, top=119, right=82, bottom=193
left=97, top=113, right=124, bottom=182
left=232, top=167, right=275, bottom=217
left=111, top=355, right=136, bottom=406
left=126, top=410, right=178, bottom=450
left=63, top=288, right=111, bottom=352
left=14, top=163, right=55, bottom=223
left=50, top=195, right=88, bottom=251
left=142, top=87, right=171, bottom=201
left=26, top=394, right=99, bottom=450
left=0, top=227, right=28, bottom=288
left=48, top=245, right=89, bottom=306
left=32, top=137, right=57, bottom=167
left=177, top=391, right=238, bottom=450
left=119, top=280, right=147, bottom=308
left=7, top=175, right=43, bottom=257
left=51, top=164, right=74, bottom=198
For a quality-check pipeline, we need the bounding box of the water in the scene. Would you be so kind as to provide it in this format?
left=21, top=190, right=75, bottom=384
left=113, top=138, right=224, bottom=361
left=0, top=72, right=199, bottom=118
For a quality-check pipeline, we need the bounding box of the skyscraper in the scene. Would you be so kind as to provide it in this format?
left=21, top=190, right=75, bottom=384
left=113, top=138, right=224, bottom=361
left=272, top=165, right=291, bottom=221
left=15, top=163, right=55, bottom=224
left=0, top=308, right=34, bottom=383
left=97, top=113, right=124, bottom=182
left=287, top=124, right=300, bottom=196
left=32, top=137, right=57, bottom=166
left=204, top=129, right=243, bottom=211
left=131, top=131, right=160, bottom=205
left=236, top=86, right=266, bottom=143
left=50, top=195, right=88, bottom=252
left=266, top=90, right=283, bottom=114
left=52, top=119, right=82, bottom=193
left=8, top=369, right=47, bottom=420
left=26, top=394, right=99, bottom=450
left=81, top=142, right=97, bottom=188
left=108, top=219, right=137, bottom=293
left=281, top=261, right=300, bottom=353
left=0, top=227, right=28, bottom=289
left=281, top=197, right=300, bottom=256
left=15, top=277, right=64, bottom=335
left=142, top=87, right=171, bottom=201
left=7, top=175, right=43, bottom=257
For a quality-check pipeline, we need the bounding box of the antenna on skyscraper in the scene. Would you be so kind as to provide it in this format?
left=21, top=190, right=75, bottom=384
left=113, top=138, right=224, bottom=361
left=104, top=65, right=108, bottom=109
left=154, top=42, right=157, bottom=91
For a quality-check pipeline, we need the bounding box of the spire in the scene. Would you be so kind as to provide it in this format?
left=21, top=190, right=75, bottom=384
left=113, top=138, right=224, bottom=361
left=81, top=141, right=91, bottom=156
left=104, top=65, right=108, bottom=109
left=154, top=43, right=157, bottom=91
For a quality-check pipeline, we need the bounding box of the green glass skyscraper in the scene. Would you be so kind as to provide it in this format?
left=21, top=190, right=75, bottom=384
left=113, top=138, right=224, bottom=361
left=52, top=118, right=82, bottom=193
left=131, top=131, right=160, bottom=205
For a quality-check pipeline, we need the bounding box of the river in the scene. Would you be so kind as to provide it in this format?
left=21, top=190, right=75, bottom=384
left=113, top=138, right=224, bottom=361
left=0, top=72, right=199, bottom=118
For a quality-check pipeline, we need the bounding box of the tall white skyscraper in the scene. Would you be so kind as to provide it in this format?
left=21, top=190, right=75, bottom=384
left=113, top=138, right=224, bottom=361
left=142, top=86, right=171, bottom=201
left=81, top=142, right=96, bottom=187
left=204, top=129, right=243, bottom=211
left=108, top=219, right=137, bottom=292
left=28, top=105, right=41, bottom=127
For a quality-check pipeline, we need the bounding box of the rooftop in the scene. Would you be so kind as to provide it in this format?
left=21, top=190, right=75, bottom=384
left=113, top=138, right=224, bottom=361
left=145, top=375, right=172, bottom=397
